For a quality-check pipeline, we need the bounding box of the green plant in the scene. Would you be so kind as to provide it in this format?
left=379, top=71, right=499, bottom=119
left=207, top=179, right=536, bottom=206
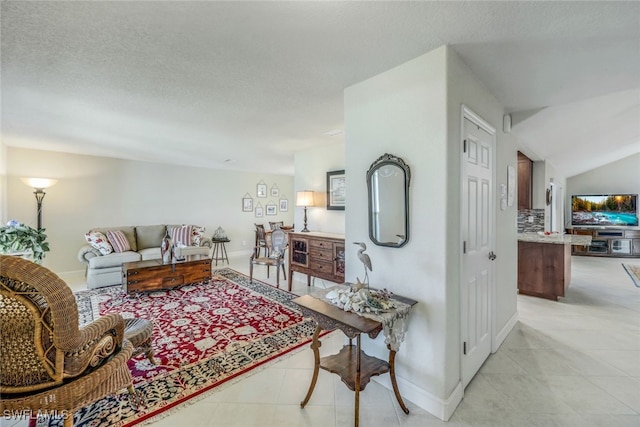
left=0, top=221, right=50, bottom=264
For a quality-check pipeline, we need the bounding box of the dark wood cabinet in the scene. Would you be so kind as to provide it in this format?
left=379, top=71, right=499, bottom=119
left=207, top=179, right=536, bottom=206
left=569, top=228, right=640, bottom=258
left=517, top=151, right=533, bottom=210
left=518, top=241, right=571, bottom=300
left=288, top=232, right=345, bottom=291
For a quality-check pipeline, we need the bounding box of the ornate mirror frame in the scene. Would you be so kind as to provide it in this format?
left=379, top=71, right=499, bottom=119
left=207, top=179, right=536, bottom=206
left=366, top=153, right=411, bottom=248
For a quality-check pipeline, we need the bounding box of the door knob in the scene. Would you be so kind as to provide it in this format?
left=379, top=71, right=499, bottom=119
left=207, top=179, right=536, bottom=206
left=488, top=251, right=497, bottom=261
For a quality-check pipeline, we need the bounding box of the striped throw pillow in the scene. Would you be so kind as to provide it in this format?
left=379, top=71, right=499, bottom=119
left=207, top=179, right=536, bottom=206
left=106, top=230, right=131, bottom=253
left=170, top=225, right=192, bottom=247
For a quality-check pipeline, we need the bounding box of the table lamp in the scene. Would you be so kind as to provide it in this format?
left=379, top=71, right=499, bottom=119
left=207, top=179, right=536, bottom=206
left=296, top=191, right=314, bottom=232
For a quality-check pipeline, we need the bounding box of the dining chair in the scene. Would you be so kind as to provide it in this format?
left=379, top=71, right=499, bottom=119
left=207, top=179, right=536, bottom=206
left=254, top=224, right=269, bottom=257
left=249, top=229, right=287, bottom=288
left=269, top=221, right=284, bottom=230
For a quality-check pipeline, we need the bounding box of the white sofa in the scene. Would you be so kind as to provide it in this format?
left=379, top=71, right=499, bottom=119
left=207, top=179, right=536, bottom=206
left=78, top=224, right=211, bottom=289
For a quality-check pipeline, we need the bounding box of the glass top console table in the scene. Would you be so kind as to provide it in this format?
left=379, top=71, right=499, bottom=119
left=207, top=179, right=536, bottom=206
left=292, top=287, right=416, bottom=427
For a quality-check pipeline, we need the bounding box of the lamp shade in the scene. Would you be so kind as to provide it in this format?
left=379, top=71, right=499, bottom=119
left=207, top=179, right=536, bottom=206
left=296, top=191, right=315, bottom=207
left=21, top=177, right=58, bottom=190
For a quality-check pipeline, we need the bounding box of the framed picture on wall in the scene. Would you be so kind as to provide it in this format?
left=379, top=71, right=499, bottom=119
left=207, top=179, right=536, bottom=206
left=270, top=184, right=279, bottom=197
left=326, top=170, right=346, bottom=210
left=279, top=198, right=288, bottom=212
left=242, top=194, right=253, bottom=212
left=257, top=180, right=267, bottom=198
left=266, top=202, right=277, bottom=216
left=255, top=204, right=263, bottom=218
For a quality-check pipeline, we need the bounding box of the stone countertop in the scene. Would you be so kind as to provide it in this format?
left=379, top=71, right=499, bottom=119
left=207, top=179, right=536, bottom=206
left=517, top=233, right=592, bottom=246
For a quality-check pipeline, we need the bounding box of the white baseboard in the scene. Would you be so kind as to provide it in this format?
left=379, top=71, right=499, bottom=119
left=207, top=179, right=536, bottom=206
left=225, top=249, right=254, bottom=258
left=493, top=310, right=519, bottom=352
left=56, top=269, right=85, bottom=280
left=373, top=375, right=463, bottom=421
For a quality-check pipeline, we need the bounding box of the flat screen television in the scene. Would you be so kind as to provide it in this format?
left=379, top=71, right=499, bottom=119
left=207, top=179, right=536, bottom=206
left=571, top=194, right=638, bottom=227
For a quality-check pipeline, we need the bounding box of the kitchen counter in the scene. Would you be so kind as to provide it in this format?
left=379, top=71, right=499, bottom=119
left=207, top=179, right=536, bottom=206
left=517, top=233, right=592, bottom=246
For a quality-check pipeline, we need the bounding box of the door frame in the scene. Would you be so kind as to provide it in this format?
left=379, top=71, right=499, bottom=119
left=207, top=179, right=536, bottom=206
left=459, top=105, right=497, bottom=387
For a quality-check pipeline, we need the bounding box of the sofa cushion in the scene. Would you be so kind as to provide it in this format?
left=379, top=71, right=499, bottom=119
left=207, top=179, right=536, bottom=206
left=92, top=226, right=137, bottom=251
left=176, top=245, right=210, bottom=258
left=88, top=251, right=141, bottom=269
left=170, top=225, right=192, bottom=247
left=136, top=225, right=166, bottom=250
left=138, top=247, right=161, bottom=261
left=106, top=230, right=131, bottom=253
left=191, top=225, right=206, bottom=246
left=84, top=231, right=113, bottom=255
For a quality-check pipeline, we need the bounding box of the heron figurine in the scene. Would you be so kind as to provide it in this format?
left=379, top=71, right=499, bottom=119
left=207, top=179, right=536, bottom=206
left=353, top=242, right=372, bottom=288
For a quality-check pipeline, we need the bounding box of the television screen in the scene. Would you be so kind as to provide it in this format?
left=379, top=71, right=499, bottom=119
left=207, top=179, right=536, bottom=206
left=571, top=194, right=638, bottom=226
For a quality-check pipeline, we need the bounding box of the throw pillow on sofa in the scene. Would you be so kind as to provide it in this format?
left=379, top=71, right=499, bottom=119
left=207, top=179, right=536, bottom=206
left=84, top=231, right=113, bottom=255
left=170, top=225, right=192, bottom=248
left=106, top=230, right=131, bottom=253
left=191, top=225, right=205, bottom=246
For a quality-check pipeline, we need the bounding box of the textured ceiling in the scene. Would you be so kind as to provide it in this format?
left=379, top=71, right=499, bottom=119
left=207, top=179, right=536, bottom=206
left=2, top=1, right=639, bottom=177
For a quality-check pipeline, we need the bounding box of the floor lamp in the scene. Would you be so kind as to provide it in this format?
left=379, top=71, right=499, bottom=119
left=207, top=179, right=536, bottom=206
left=21, top=178, right=58, bottom=230
left=296, top=191, right=314, bottom=232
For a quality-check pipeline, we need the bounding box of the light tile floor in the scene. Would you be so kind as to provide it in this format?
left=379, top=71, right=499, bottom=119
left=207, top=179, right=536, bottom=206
left=2, top=255, right=639, bottom=427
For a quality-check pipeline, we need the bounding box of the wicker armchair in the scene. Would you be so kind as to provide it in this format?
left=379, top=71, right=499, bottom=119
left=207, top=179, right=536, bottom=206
left=0, top=255, right=134, bottom=427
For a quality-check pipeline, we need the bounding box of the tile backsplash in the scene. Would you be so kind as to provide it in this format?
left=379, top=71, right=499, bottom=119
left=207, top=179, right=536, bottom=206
left=517, top=209, right=545, bottom=233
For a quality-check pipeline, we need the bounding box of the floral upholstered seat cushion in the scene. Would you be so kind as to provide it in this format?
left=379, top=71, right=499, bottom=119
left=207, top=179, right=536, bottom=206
left=84, top=231, right=113, bottom=255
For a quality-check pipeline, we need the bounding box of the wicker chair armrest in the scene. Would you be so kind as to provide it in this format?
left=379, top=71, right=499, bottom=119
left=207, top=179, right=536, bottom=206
left=79, top=313, right=126, bottom=347
left=0, top=340, right=134, bottom=414
left=63, top=313, right=126, bottom=377
left=78, top=244, right=101, bottom=264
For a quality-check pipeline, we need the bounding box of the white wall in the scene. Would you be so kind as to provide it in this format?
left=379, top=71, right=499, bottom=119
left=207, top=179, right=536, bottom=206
left=447, top=48, right=518, bottom=394
left=567, top=153, right=640, bottom=196
left=345, top=48, right=449, bottom=416
left=293, top=141, right=345, bottom=235
left=344, top=45, right=518, bottom=420
left=6, top=147, right=294, bottom=273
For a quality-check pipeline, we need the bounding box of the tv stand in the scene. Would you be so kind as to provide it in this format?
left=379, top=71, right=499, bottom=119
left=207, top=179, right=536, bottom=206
left=569, top=228, right=640, bottom=257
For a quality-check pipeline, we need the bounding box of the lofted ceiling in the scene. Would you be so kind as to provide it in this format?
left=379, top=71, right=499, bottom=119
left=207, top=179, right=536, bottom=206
left=2, top=1, right=639, bottom=177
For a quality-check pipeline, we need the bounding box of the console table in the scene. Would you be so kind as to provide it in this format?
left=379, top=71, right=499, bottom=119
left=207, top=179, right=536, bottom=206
left=288, top=231, right=345, bottom=292
left=293, top=287, right=416, bottom=427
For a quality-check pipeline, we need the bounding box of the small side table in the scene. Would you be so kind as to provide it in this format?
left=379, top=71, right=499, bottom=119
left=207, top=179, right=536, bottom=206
left=293, top=290, right=416, bottom=427
left=211, top=238, right=230, bottom=266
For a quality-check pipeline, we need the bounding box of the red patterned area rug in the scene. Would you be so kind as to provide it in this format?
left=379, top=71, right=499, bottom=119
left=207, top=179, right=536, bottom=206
left=35, top=268, right=318, bottom=427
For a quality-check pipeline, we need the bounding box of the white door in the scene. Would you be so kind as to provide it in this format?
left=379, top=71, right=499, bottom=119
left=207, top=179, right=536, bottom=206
left=461, top=109, right=495, bottom=388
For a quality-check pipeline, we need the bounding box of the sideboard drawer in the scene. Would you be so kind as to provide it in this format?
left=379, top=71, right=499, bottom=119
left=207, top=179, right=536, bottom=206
left=309, top=260, right=333, bottom=276
left=309, top=248, right=333, bottom=261
left=309, top=239, right=334, bottom=250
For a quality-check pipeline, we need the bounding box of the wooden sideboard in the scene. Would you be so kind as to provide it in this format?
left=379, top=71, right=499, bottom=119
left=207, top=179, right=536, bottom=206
left=287, top=232, right=345, bottom=292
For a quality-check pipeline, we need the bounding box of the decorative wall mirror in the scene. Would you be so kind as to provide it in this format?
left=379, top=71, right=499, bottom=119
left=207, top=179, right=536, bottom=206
left=366, top=153, right=411, bottom=248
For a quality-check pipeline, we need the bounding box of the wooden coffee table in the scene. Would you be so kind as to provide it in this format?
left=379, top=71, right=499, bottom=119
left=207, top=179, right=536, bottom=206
left=122, top=255, right=212, bottom=294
